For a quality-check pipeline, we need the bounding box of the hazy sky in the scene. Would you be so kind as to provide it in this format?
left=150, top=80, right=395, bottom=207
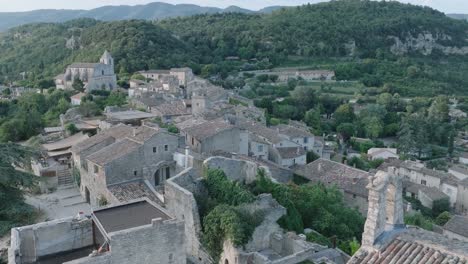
left=0, top=0, right=466, bottom=13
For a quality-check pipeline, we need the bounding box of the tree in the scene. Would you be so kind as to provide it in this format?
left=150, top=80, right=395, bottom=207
left=79, top=101, right=101, bottom=117
left=291, top=86, right=317, bottom=110
left=364, top=117, right=383, bottom=139
left=304, top=108, right=322, bottom=134
left=106, top=91, right=127, bottom=107
left=72, top=78, right=85, bottom=92
left=0, top=143, right=38, bottom=235
left=334, top=104, right=355, bottom=125
left=66, top=123, right=79, bottom=135
left=2, top=88, right=11, bottom=96
left=428, top=96, right=449, bottom=123
left=337, top=123, right=355, bottom=142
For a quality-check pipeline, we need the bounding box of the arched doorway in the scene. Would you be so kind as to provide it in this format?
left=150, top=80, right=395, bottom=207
left=154, top=169, right=161, bottom=186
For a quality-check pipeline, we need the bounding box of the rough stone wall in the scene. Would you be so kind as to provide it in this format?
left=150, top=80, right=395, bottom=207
left=104, top=147, right=143, bottom=185
left=107, top=218, right=185, bottom=264
left=361, top=169, right=404, bottom=249
left=200, top=128, right=245, bottom=155
left=456, top=185, right=468, bottom=214
left=10, top=218, right=93, bottom=263
left=64, top=253, right=111, bottom=264
left=343, top=192, right=368, bottom=216
left=443, top=230, right=468, bottom=243
left=84, top=161, right=111, bottom=207
left=165, top=168, right=210, bottom=263
left=204, top=156, right=259, bottom=184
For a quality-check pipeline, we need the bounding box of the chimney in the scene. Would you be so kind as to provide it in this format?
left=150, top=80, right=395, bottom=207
left=318, top=163, right=322, bottom=172
left=296, top=147, right=300, bottom=155
left=133, top=128, right=137, bottom=137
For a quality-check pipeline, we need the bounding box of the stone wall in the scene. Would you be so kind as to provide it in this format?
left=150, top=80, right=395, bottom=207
left=107, top=218, right=185, bottom=264
left=204, top=156, right=259, bottom=184
left=9, top=217, right=93, bottom=264
left=165, top=168, right=211, bottom=263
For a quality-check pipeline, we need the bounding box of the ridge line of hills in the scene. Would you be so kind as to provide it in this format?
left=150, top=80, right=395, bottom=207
left=0, top=2, right=286, bottom=32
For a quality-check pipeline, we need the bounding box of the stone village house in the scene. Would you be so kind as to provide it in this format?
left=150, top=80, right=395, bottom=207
left=72, top=124, right=179, bottom=207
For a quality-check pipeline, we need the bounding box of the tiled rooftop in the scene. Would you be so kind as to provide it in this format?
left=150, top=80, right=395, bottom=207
left=276, top=147, right=306, bottom=159
left=87, top=138, right=141, bottom=166
left=72, top=124, right=133, bottom=154
left=444, top=215, right=468, bottom=238
left=108, top=180, right=162, bottom=205
left=272, top=124, right=313, bottom=138
left=349, top=228, right=468, bottom=264
left=183, top=119, right=234, bottom=140
left=295, top=158, right=369, bottom=197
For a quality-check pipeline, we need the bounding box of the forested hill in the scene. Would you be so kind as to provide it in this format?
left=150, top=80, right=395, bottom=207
left=0, top=19, right=199, bottom=82
left=158, top=0, right=468, bottom=61
left=0, top=2, right=284, bottom=32
left=2, top=0, right=468, bottom=95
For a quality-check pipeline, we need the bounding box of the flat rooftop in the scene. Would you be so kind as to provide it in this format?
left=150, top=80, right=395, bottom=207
left=94, top=200, right=171, bottom=233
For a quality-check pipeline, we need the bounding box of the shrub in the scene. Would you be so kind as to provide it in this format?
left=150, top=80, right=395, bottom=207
left=435, top=211, right=451, bottom=226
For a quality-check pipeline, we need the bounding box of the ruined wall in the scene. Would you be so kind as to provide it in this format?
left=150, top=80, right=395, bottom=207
left=165, top=168, right=211, bottom=263
left=9, top=218, right=93, bottom=263
left=108, top=219, right=185, bottom=264
left=204, top=156, right=259, bottom=184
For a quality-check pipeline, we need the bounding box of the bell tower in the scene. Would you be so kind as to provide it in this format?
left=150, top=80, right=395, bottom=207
left=100, top=50, right=114, bottom=68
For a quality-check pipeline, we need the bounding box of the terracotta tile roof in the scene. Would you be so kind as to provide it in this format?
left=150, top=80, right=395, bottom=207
left=276, top=147, right=306, bottom=159
left=272, top=124, right=313, bottom=138
left=42, top=132, right=89, bottom=151
left=127, top=125, right=160, bottom=142
left=295, top=158, right=369, bottom=197
left=108, top=180, right=162, bottom=205
left=183, top=119, right=235, bottom=141
left=72, top=124, right=133, bottom=154
left=444, top=215, right=468, bottom=238
left=237, top=121, right=283, bottom=144
left=87, top=138, right=141, bottom=166
left=349, top=229, right=468, bottom=264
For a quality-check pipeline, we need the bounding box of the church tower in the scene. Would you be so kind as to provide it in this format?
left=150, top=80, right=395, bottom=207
left=100, top=50, right=114, bottom=68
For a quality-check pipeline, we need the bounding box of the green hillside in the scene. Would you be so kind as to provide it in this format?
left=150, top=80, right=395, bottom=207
left=0, top=19, right=198, bottom=85
left=2, top=0, right=468, bottom=96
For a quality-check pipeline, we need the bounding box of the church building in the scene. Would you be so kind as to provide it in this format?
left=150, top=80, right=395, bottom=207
left=55, top=50, right=117, bottom=92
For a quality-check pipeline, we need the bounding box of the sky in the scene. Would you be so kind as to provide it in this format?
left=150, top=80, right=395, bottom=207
left=0, top=0, right=467, bottom=13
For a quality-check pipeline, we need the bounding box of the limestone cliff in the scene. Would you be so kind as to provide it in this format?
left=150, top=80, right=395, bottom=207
left=389, top=31, right=468, bottom=56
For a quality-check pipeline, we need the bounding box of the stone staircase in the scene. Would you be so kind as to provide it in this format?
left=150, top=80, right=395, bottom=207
left=57, top=167, right=74, bottom=187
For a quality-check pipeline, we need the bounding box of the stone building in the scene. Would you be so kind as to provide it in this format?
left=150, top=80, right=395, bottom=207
left=348, top=169, right=468, bottom=263
left=55, top=51, right=117, bottom=92
left=380, top=160, right=459, bottom=208
left=8, top=199, right=185, bottom=264
left=72, top=124, right=179, bottom=207
left=443, top=215, right=468, bottom=242
left=181, top=119, right=248, bottom=156
left=294, top=159, right=370, bottom=215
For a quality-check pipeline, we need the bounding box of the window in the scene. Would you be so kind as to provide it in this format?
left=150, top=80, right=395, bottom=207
left=258, top=145, right=263, bottom=152
left=421, top=180, right=427, bottom=186
left=166, top=167, right=171, bottom=179
left=164, top=145, right=169, bottom=151
left=304, top=137, right=308, bottom=143
left=153, top=147, right=157, bottom=153
left=353, top=194, right=357, bottom=199
left=191, top=137, right=194, bottom=145
left=134, top=170, right=137, bottom=176
left=101, top=70, right=104, bottom=75
left=94, top=165, right=99, bottom=173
